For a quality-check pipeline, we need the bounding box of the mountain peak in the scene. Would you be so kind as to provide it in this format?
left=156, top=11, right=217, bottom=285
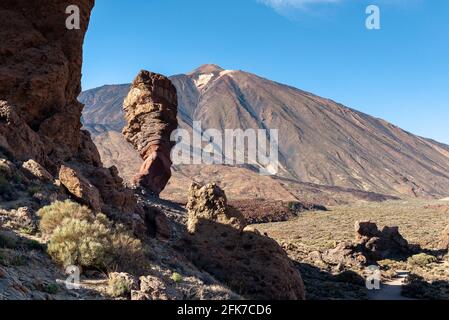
left=188, top=64, right=224, bottom=75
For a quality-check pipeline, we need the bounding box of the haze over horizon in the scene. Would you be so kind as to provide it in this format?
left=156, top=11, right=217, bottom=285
left=82, top=0, right=449, bottom=144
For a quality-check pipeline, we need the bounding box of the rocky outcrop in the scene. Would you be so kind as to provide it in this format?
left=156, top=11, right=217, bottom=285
left=187, top=183, right=247, bottom=233
left=0, top=0, right=95, bottom=168
left=315, top=221, right=412, bottom=268
left=123, top=71, right=178, bottom=196
left=354, top=221, right=410, bottom=262
left=0, top=0, right=138, bottom=215
left=180, top=183, right=306, bottom=300
left=22, top=160, right=53, bottom=183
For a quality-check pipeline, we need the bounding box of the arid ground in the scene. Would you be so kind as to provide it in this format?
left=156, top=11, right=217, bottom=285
left=255, top=199, right=449, bottom=300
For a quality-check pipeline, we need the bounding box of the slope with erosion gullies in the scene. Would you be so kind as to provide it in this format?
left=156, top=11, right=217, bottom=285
left=79, top=64, right=449, bottom=200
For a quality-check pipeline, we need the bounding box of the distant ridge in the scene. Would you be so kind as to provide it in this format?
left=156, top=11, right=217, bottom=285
left=79, top=64, right=449, bottom=200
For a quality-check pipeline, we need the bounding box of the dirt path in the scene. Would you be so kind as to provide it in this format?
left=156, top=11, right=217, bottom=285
left=368, top=272, right=415, bottom=300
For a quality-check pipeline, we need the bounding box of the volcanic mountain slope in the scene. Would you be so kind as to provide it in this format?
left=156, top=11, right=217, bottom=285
left=80, top=64, right=449, bottom=199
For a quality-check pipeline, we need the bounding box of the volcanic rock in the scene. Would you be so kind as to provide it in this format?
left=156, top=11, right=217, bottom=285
left=186, top=183, right=247, bottom=233
left=22, top=159, right=53, bottom=183
left=354, top=221, right=410, bottom=262
left=181, top=183, right=306, bottom=300
left=0, top=0, right=138, bottom=215
left=123, top=70, right=178, bottom=196
left=59, top=165, right=101, bottom=212
left=316, top=221, right=411, bottom=268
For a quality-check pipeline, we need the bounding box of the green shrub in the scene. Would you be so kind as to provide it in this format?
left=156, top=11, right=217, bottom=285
left=47, top=216, right=112, bottom=269
left=171, top=272, right=183, bottom=283
left=407, top=253, right=437, bottom=267
left=38, top=200, right=94, bottom=236
left=39, top=200, right=144, bottom=273
left=42, top=283, right=60, bottom=295
left=107, top=275, right=135, bottom=298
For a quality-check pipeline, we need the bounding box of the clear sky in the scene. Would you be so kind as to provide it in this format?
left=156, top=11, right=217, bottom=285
left=82, top=0, right=449, bottom=144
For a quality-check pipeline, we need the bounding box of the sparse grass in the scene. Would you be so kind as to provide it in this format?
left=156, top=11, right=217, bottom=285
left=255, top=199, right=449, bottom=300
left=0, top=249, right=28, bottom=267
left=256, top=200, right=449, bottom=252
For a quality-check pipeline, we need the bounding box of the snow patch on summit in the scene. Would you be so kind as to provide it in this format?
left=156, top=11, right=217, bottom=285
left=194, top=73, right=214, bottom=89
left=193, top=70, right=237, bottom=90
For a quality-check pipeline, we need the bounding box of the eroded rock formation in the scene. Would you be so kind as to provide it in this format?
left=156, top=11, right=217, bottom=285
left=354, top=221, right=410, bottom=262
left=123, top=71, right=178, bottom=196
left=180, top=183, right=306, bottom=300
left=311, top=221, right=412, bottom=268
left=0, top=0, right=137, bottom=215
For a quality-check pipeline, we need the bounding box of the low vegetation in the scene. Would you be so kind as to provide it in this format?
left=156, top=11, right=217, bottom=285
left=38, top=200, right=145, bottom=273
left=407, top=253, right=438, bottom=267
left=171, top=272, right=183, bottom=283
left=107, top=274, right=136, bottom=298
left=255, top=199, right=449, bottom=299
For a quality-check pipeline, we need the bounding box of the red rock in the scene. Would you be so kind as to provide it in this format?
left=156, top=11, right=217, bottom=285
left=123, top=71, right=178, bottom=196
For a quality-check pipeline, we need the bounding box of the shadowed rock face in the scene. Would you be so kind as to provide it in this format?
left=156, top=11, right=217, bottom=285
left=0, top=0, right=137, bottom=215
left=123, top=71, right=178, bottom=195
left=354, top=221, right=411, bottom=262
left=181, top=183, right=306, bottom=300
left=0, top=0, right=96, bottom=168
left=315, top=221, right=412, bottom=268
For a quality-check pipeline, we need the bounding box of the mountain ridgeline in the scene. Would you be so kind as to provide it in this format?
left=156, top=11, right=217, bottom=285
left=80, top=64, right=449, bottom=201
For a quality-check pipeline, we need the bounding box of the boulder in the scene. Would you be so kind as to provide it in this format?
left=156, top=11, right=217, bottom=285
left=123, top=71, right=178, bottom=195
left=58, top=165, right=101, bottom=212
left=181, top=183, right=306, bottom=300
left=22, top=159, right=53, bottom=183
left=186, top=183, right=247, bottom=233
left=130, top=275, right=181, bottom=301
left=354, top=221, right=410, bottom=262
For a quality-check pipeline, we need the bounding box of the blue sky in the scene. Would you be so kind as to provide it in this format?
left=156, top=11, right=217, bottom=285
left=82, top=0, right=449, bottom=144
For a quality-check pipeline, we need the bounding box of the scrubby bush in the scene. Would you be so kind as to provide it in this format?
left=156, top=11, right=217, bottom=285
left=47, top=216, right=112, bottom=268
left=171, top=272, right=183, bottom=283
left=39, top=200, right=145, bottom=273
left=109, top=229, right=146, bottom=273
left=407, top=253, right=437, bottom=267
left=38, top=200, right=93, bottom=236
left=107, top=273, right=136, bottom=298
